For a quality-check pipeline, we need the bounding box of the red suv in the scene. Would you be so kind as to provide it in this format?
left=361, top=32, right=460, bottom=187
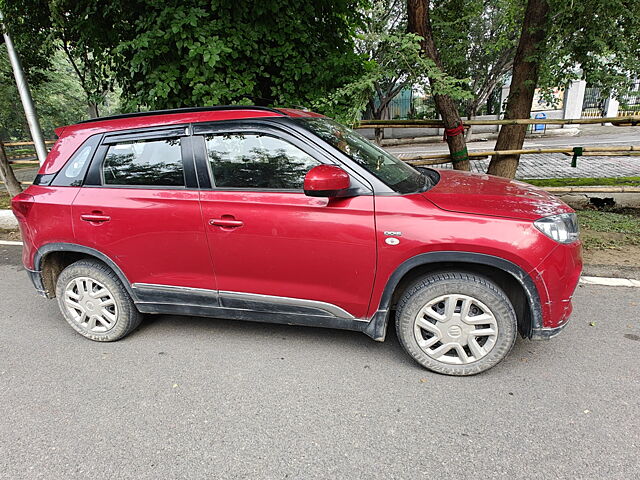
left=12, top=106, right=582, bottom=375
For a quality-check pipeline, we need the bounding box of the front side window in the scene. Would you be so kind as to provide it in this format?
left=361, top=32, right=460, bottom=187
left=296, top=118, right=429, bottom=194
left=204, top=133, right=320, bottom=189
left=102, top=138, right=184, bottom=187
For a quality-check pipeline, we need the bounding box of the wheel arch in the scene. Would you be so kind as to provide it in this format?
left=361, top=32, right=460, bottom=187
left=367, top=252, right=542, bottom=341
left=33, top=243, right=135, bottom=300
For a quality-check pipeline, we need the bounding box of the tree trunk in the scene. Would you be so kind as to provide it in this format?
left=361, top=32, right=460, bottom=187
left=487, top=0, right=550, bottom=178
left=374, top=127, right=384, bottom=145
left=465, top=104, right=477, bottom=141
left=88, top=102, right=99, bottom=119
left=407, top=0, right=470, bottom=171
left=0, top=142, right=23, bottom=197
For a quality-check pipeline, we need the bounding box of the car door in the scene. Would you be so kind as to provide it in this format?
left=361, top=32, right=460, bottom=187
left=194, top=122, right=377, bottom=319
left=72, top=127, right=217, bottom=293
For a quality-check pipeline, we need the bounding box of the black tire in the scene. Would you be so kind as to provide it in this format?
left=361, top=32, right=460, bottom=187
left=55, top=259, right=142, bottom=342
left=395, top=271, right=517, bottom=376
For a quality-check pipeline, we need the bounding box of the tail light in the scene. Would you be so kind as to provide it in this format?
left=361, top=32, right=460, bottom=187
left=11, top=192, right=35, bottom=220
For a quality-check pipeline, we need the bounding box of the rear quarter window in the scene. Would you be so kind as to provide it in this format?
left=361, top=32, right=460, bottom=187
left=51, top=135, right=101, bottom=187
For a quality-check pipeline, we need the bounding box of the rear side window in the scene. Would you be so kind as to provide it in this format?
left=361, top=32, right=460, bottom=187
left=102, top=138, right=184, bottom=187
left=204, top=133, right=319, bottom=189
left=52, top=134, right=101, bottom=187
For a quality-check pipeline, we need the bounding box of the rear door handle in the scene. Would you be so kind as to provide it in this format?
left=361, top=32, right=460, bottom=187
left=209, top=218, right=243, bottom=228
left=81, top=214, right=111, bottom=223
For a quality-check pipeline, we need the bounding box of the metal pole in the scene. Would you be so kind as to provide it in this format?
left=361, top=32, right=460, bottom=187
left=0, top=11, right=48, bottom=165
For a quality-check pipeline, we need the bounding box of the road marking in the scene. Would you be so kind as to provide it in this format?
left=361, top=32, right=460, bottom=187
left=580, top=276, right=640, bottom=288
left=0, top=240, right=23, bottom=246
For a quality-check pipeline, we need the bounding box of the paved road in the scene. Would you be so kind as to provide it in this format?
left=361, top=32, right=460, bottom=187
left=1, top=244, right=639, bottom=479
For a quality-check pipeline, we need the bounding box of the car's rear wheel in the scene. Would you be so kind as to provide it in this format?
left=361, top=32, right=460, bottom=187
left=55, top=259, right=142, bottom=342
left=395, top=271, right=517, bottom=376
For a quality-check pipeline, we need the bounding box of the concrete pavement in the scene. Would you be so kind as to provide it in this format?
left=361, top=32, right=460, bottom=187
left=1, top=243, right=639, bottom=479
left=387, top=126, right=640, bottom=179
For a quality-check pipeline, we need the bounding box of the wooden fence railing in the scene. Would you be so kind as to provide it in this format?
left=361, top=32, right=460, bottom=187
left=356, top=115, right=640, bottom=129
left=3, top=140, right=55, bottom=164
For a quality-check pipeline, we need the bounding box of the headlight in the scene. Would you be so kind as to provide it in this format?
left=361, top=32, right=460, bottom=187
left=534, top=213, right=579, bottom=244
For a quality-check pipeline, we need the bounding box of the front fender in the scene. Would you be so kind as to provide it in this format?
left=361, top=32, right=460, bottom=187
left=365, top=251, right=543, bottom=342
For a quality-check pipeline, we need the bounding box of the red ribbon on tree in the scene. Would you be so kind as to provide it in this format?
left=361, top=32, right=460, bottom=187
left=443, top=123, right=465, bottom=141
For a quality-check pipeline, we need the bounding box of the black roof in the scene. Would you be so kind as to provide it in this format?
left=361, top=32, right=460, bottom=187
left=75, top=105, right=283, bottom=125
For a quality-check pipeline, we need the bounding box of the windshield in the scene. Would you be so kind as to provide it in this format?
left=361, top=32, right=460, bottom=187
left=296, top=118, right=429, bottom=194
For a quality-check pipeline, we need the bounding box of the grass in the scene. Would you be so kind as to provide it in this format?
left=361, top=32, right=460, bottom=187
left=576, top=209, right=640, bottom=249
left=0, top=191, right=11, bottom=209
left=524, top=176, right=640, bottom=187
left=11, top=163, right=39, bottom=169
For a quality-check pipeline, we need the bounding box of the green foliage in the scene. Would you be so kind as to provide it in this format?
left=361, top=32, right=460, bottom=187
left=431, top=0, right=524, bottom=116
left=0, top=0, right=54, bottom=85
left=2, top=0, right=122, bottom=116
left=112, top=0, right=366, bottom=110
left=0, top=47, right=88, bottom=139
left=3, top=0, right=640, bottom=131
left=3, top=0, right=367, bottom=116
left=316, top=0, right=471, bottom=124
left=541, top=0, right=640, bottom=96
left=431, top=0, right=640, bottom=116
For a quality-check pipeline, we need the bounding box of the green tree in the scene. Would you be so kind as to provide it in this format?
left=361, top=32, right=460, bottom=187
left=1, top=0, right=118, bottom=118
left=432, top=0, right=523, bottom=137
left=3, top=1, right=366, bottom=114
left=112, top=1, right=367, bottom=110
left=321, top=0, right=471, bottom=147
left=487, top=0, right=549, bottom=178
left=408, top=0, right=472, bottom=170
left=0, top=47, right=88, bottom=140
left=488, top=0, right=640, bottom=177
left=354, top=0, right=417, bottom=122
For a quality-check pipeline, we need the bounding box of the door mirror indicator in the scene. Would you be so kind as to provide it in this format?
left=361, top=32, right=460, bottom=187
left=303, top=165, right=351, bottom=197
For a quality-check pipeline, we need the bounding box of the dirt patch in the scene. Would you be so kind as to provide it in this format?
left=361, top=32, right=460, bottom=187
left=577, top=209, right=640, bottom=269
left=0, top=230, right=22, bottom=242
left=0, top=192, right=11, bottom=210
left=583, top=244, right=640, bottom=268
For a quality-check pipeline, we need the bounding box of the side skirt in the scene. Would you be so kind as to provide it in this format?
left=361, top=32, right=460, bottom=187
left=132, top=283, right=386, bottom=340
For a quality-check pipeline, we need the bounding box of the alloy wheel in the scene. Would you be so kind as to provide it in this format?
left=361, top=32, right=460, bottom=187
left=63, top=277, right=118, bottom=333
left=413, top=294, right=499, bottom=365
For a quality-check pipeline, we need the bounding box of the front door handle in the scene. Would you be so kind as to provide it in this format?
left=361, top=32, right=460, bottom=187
left=209, top=217, right=243, bottom=228
left=81, top=213, right=111, bottom=223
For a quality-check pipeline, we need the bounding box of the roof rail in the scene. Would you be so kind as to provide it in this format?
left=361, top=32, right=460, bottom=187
left=75, top=105, right=284, bottom=125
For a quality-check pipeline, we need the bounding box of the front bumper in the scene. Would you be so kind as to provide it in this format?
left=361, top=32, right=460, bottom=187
left=530, top=321, right=569, bottom=340
left=530, top=241, right=582, bottom=335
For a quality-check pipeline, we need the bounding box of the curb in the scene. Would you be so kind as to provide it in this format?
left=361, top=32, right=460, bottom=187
left=0, top=210, right=17, bottom=230
left=544, top=186, right=640, bottom=193
left=580, top=276, right=640, bottom=287
left=549, top=189, right=640, bottom=209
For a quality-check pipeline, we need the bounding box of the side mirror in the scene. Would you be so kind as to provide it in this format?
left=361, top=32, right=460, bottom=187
left=303, top=165, right=351, bottom=197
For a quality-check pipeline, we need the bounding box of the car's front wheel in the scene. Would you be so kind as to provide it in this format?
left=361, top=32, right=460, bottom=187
left=395, top=271, right=517, bottom=376
left=55, top=259, right=142, bottom=342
